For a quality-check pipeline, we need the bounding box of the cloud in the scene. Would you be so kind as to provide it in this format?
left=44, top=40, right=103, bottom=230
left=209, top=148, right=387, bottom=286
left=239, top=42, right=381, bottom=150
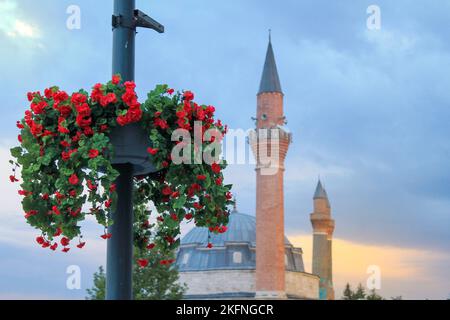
left=0, top=0, right=448, bottom=300
left=0, top=1, right=40, bottom=39
left=289, top=233, right=450, bottom=300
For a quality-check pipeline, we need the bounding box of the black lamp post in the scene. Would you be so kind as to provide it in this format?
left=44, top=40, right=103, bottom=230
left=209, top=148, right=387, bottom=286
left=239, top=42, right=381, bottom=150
left=106, top=0, right=164, bottom=300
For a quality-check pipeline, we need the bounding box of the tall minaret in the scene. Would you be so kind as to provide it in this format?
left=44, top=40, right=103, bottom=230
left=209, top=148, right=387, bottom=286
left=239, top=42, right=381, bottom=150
left=310, top=180, right=335, bottom=300
left=250, top=35, right=291, bottom=299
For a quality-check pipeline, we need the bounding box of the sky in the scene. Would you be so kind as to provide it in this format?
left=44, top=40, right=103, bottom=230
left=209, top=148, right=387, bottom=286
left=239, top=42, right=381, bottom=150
left=0, top=0, right=449, bottom=299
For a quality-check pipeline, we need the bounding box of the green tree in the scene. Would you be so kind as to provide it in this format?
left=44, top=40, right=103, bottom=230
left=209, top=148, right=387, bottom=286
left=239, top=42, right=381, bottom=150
left=352, top=283, right=367, bottom=300
left=86, top=266, right=106, bottom=300
left=366, top=288, right=383, bottom=300
left=86, top=250, right=186, bottom=300
left=342, top=283, right=354, bottom=300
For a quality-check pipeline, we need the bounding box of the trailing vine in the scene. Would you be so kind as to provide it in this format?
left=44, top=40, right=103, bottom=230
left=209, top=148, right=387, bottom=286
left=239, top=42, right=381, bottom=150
left=10, top=75, right=233, bottom=265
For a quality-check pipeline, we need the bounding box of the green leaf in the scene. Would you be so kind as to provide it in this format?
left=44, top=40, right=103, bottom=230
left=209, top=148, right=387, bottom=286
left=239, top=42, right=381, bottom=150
left=173, top=195, right=186, bottom=209
left=10, top=147, right=22, bottom=158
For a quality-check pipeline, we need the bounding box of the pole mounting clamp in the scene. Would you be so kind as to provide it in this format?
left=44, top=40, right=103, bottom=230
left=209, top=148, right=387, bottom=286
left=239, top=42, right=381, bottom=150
left=112, top=14, right=136, bottom=30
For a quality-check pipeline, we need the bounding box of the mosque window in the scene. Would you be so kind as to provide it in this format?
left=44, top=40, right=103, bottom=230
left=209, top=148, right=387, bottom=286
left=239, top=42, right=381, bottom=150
left=233, top=251, right=242, bottom=264
left=182, top=253, right=190, bottom=264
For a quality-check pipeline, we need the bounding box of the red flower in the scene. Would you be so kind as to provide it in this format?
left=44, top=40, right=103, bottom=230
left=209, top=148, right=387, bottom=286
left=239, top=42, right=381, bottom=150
left=194, top=202, right=203, bottom=210
left=112, top=74, right=121, bottom=85
left=162, top=161, right=169, bottom=168
left=176, top=110, right=186, bottom=119
left=183, top=91, right=194, bottom=101
left=154, top=118, right=168, bottom=130
left=16, top=121, right=24, bottom=129
left=41, top=241, right=50, bottom=248
left=206, top=105, right=215, bottom=115
left=18, top=134, right=22, bottom=143
left=55, top=191, right=65, bottom=200
left=69, top=208, right=81, bottom=217
left=207, top=243, right=213, bottom=249
left=77, top=242, right=86, bottom=249
left=170, top=213, right=178, bottom=221
left=197, top=174, right=206, bottom=181
left=123, top=81, right=136, bottom=90
left=41, top=194, right=49, bottom=201
left=87, top=180, right=97, bottom=191
left=165, top=236, right=175, bottom=244
left=54, top=91, right=69, bottom=103
left=60, top=140, right=70, bottom=148
left=162, top=186, right=172, bottom=196
left=166, top=88, right=174, bottom=95
left=215, top=178, right=222, bottom=185
left=211, top=162, right=221, bottom=174
left=101, top=233, right=112, bottom=239
left=157, top=216, right=164, bottom=222
left=88, top=149, right=99, bottom=159
left=137, top=259, right=149, bottom=268
left=105, top=199, right=112, bottom=208
left=68, top=174, right=79, bottom=185
left=18, top=190, right=31, bottom=196
left=53, top=227, right=62, bottom=237
left=84, top=126, right=94, bottom=136
left=147, top=147, right=158, bottom=155
left=171, top=191, right=180, bottom=198
left=61, top=151, right=71, bottom=161
left=76, top=115, right=92, bottom=128
left=57, top=105, right=72, bottom=118
left=100, top=92, right=117, bottom=107
left=50, top=243, right=58, bottom=251
left=69, top=190, right=77, bottom=197
left=116, top=115, right=128, bottom=126
left=31, top=101, right=48, bottom=114
left=109, top=184, right=116, bottom=193
left=62, top=247, right=70, bottom=253
left=52, top=206, right=61, bottom=215
left=90, top=83, right=103, bottom=103
left=60, top=237, right=70, bottom=246
left=36, top=236, right=45, bottom=245
left=44, top=88, right=53, bottom=99
left=27, top=92, right=34, bottom=102
left=9, top=175, right=18, bottom=183
left=218, top=225, right=228, bottom=234
left=58, top=123, right=70, bottom=134
left=185, top=213, right=193, bottom=220
left=146, top=243, right=155, bottom=250
left=71, top=93, right=87, bottom=105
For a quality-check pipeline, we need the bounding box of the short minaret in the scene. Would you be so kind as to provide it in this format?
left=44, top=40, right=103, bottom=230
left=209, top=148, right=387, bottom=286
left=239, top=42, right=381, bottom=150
left=249, top=35, right=291, bottom=299
left=310, top=180, right=335, bottom=300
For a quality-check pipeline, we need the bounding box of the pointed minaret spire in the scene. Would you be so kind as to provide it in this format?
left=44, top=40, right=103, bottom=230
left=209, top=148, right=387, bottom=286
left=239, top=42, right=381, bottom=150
left=314, top=179, right=328, bottom=199
left=258, top=32, right=282, bottom=94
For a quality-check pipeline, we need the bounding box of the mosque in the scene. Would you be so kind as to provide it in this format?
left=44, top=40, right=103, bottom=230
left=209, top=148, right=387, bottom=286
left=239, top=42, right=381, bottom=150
left=175, top=37, right=336, bottom=300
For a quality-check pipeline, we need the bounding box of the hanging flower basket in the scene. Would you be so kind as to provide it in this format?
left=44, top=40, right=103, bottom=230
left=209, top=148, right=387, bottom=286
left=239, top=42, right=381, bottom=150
left=10, top=75, right=233, bottom=265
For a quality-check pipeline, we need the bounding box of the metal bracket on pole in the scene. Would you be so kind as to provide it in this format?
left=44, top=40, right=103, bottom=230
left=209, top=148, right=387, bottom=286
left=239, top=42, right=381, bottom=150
left=112, top=10, right=164, bottom=33
left=134, top=10, right=164, bottom=33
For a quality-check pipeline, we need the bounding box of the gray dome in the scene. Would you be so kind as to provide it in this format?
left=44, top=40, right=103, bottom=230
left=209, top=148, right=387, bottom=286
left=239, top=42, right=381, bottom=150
left=181, top=212, right=291, bottom=247
left=176, top=212, right=305, bottom=272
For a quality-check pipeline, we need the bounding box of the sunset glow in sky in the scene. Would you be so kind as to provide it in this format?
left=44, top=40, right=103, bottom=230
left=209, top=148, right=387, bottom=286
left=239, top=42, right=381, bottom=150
left=0, top=0, right=449, bottom=299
